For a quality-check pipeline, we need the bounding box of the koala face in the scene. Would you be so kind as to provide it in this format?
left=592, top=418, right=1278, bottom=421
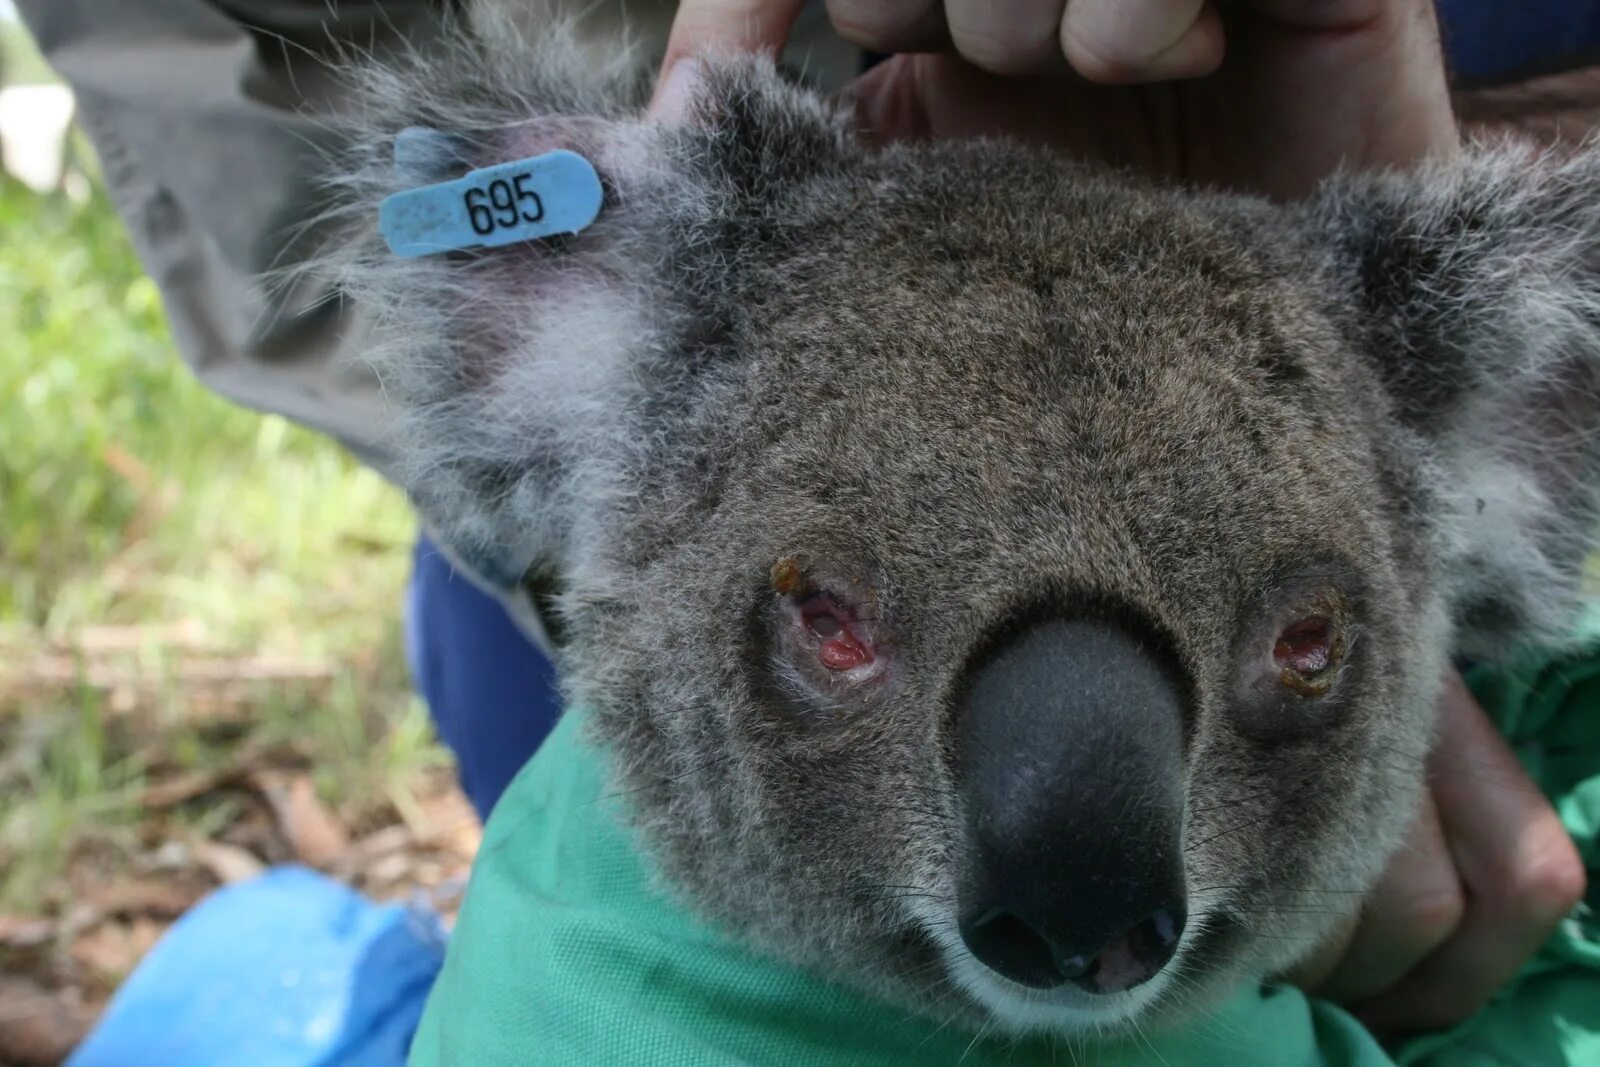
left=573, top=144, right=1451, bottom=1032
left=331, top=16, right=1600, bottom=1037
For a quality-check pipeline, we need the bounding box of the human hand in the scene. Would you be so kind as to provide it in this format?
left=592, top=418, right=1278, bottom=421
left=652, top=0, right=1459, bottom=198
left=1285, top=673, right=1586, bottom=1033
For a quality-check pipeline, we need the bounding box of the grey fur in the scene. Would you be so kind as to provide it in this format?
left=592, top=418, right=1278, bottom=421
left=319, top=7, right=1600, bottom=1036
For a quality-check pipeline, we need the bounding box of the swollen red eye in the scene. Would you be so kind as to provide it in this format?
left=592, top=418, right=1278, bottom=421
left=1269, top=611, right=1345, bottom=700
left=800, top=594, right=874, bottom=672
left=1230, top=584, right=1351, bottom=738
left=768, top=556, right=891, bottom=696
left=1273, top=616, right=1334, bottom=675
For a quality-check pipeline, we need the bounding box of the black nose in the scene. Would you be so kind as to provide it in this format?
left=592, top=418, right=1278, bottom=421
left=959, top=903, right=1185, bottom=993
left=956, top=617, right=1188, bottom=994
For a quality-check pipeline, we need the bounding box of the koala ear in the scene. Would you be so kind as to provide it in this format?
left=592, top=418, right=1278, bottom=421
left=1305, top=142, right=1600, bottom=657
left=319, top=11, right=854, bottom=593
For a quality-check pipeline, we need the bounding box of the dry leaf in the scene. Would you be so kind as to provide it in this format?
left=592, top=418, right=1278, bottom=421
left=128, top=917, right=163, bottom=960
left=191, top=839, right=265, bottom=885
left=85, top=878, right=201, bottom=920
left=350, top=825, right=412, bottom=861
left=364, top=852, right=412, bottom=886
left=70, top=922, right=140, bottom=982
left=251, top=772, right=349, bottom=867
left=0, top=917, right=53, bottom=951
left=138, top=840, right=193, bottom=872
left=0, top=976, right=97, bottom=1067
left=140, top=765, right=244, bottom=809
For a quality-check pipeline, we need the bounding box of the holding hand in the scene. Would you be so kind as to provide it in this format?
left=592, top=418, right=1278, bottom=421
left=1288, top=675, right=1584, bottom=1033
left=655, top=0, right=1458, bottom=197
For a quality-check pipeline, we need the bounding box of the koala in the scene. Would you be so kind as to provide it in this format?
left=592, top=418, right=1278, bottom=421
left=320, top=5, right=1600, bottom=1039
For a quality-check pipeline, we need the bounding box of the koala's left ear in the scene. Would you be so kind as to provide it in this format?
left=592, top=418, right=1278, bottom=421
left=1303, top=142, right=1600, bottom=657
left=320, top=10, right=857, bottom=595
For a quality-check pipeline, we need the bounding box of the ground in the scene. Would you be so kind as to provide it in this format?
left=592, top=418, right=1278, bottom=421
left=0, top=26, right=476, bottom=1066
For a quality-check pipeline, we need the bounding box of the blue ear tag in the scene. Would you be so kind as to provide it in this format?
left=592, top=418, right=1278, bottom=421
left=379, top=138, right=604, bottom=258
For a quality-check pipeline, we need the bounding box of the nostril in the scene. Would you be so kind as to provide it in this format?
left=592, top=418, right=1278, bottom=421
left=960, top=904, right=1186, bottom=993
left=959, top=907, right=1066, bottom=990
left=1069, top=907, right=1187, bottom=995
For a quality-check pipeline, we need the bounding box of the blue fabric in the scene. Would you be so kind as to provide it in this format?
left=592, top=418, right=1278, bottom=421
left=1438, top=0, right=1600, bottom=86
left=404, top=538, right=562, bottom=821
left=66, top=867, right=446, bottom=1067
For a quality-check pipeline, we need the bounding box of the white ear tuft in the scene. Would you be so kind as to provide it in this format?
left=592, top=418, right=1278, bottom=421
left=1308, top=140, right=1600, bottom=657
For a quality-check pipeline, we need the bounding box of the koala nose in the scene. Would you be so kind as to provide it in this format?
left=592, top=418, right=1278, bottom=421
left=955, top=617, right=1188, bottom=994
left=959, top=902, right=1185, bottom=994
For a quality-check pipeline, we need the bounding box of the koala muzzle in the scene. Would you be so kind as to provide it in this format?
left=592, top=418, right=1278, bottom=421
left=956, top=618, right=1187, bottom=994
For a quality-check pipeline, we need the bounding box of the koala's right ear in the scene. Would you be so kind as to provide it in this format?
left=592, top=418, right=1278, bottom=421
left=318, top=10, right=855, bottom=593
left=1304, top=142, right=1600, bottom=657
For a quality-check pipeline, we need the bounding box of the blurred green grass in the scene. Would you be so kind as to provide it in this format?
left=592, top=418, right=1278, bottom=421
left=0, top=172, right=443, bottom=914
left=0, top=179, right=414, bottom=648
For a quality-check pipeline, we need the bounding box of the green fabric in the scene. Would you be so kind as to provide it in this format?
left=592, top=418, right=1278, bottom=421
left=410, top=614, right=1600, bottom=1066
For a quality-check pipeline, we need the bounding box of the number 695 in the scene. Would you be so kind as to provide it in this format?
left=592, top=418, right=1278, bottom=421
left=464, top=172, right=545, bottom=236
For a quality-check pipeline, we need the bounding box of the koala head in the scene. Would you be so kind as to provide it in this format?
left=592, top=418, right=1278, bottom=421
left=329, top=13, right=1600, bottom=1037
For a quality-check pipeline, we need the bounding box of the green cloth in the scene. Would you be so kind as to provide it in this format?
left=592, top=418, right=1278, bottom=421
left=410, top=617, right=1600, bottom=1066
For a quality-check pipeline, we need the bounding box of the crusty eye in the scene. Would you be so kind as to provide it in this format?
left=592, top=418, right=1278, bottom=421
left=1274, top=616, right=1332, bottom=671
left=1272, top=611, right=1343, bottom=697
left=799, top=593, right=874, bottom=671
left=1230, top=582, right=1354, bottom=740
left=765, top=556, right=893, bottom=714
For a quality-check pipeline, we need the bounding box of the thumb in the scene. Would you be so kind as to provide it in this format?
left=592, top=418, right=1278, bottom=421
left=650, top=0, right=806, bottom=116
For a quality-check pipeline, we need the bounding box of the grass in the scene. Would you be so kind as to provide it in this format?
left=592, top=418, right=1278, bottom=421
left=0, top=170, right=444, bottom=915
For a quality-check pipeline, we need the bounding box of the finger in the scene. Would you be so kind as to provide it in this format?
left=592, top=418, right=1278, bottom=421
left=945, top=0, right=1069, bottom=75
left=1206, top=0, right=1455, bottom=195
left=1312, top=792, right=1464, bottom=1004
left=847, top=52, right=1091, bottom=147
left=1060, top=0, right=1225, bottom=84
left=1356, top=679, right=1585, bottom=1033
left=1244, top=0, right=1386, bottom=30
left=825, top=0, right=948, bottom=53
left=1278, top=906, right=1360, bottom=993
left=652, top=0, right=806, bottom=113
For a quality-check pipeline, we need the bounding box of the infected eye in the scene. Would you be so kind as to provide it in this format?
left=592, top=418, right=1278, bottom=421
left=766, top=556, right=892, bottom=711
left=1230, top=582, right=1355, bottom=740
left=1272, top=612, right=1342, bottom=696
left=808, top=613, right=841, bottom=638
left=1276, top=615, right=1333, bottom=669
left=799, top=594, right=874, bottom=671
